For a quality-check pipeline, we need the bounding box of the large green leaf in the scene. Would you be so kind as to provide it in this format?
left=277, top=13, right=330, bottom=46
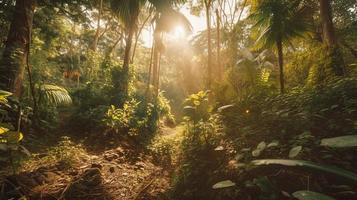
left=292, top=190, right=335, bottom=200
left=320, top=135, right=357, bottom=148
left=252, top=141, right=266, bottom=157
left=212, top=180, right=236, bottom=189
left=39, top=84, right=72, bottom=106
left=252, top=159, right=357, bottom=184
left=289, top=146, right=302, bottom=158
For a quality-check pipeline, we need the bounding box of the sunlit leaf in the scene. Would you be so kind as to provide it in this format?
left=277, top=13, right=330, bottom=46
left=0, top=127, right=9, bottom=134
left=252, top=159, right=357, bottom=183
left=217, top=104, right=234, bottom=112
left=267, top=140, right=279, bottom=148
left=289, top=146, right=302, bottom=158
left=252, top=141, right=266, bottom=157
left=321, top=135, right=357, bottom=148
left=292, top=190, right=335, bottom=200
left=212, top=180, right=236, bottom=189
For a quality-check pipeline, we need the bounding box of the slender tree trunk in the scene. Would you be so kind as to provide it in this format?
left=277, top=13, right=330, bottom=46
left=238, top=0, right=247, bottom=22
left=122, top=27, right=135, bottom=96
left=276, top=39, right=284, bottom=94
left=131, top=12, right=152, bottom=63
left=0, top=0, right=35, bottom=97
left=26, top=24, right=37, bottom=115
left=152, top=32, right=160, bottom=98
left=91, top=0, right=103, bottom=51
left=215, top=9, right=221, bottom=80
left=107, top=34, right=123, bottom=57
left=205, top=0, right=212, bottom=89
left=146, top=43, right=154, bottom=99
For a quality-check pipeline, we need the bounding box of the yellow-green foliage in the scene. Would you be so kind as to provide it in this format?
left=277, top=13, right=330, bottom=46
left=148, top=126, right=184, bottom=166
left=22, top=137, right=87, bottom=171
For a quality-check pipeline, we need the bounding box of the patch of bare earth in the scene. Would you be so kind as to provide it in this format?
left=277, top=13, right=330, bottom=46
left=1, top=143, right=171, bottom=200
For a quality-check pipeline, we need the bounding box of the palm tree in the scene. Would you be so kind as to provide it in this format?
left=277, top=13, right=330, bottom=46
left=150, top=8, right=192, bottom=97
left=250, top=0, right=312, bottom=93
left=110, top=0, right=144, bottom=99
left=110, top=0, right=187, bottom=100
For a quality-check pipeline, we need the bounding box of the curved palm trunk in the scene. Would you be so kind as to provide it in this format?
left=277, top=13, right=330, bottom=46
left=0, top=0, right=35, bottom=97
left=131, top=12, right=152, bottom=63
left=276, top=39, right=285, bottom=94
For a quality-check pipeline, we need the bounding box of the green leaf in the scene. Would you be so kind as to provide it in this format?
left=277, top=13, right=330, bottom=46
left=321, top=135, right=357, bottom=148
left=252, top=141, right=266, bottom=157
left=252, top=159, right=357, bottom=184
left=292, top=190, right=335, bottom=200
left=267, top=140, right=279, bottom=148
left=289, top=146, right=302, bottom=158
left=212, top=180, right=236, bottom=189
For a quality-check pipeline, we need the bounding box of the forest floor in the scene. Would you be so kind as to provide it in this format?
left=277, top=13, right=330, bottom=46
left=1, top=110, right=178, bottom=200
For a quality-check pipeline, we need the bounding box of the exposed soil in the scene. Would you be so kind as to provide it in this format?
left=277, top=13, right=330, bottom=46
left=0, top=110, right=174, bottom=200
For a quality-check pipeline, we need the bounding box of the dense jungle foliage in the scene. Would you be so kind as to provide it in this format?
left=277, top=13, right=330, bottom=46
left=0, top=0, right=356, bottom=199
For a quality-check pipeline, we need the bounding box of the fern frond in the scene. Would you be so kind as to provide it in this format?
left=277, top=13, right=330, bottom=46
left=39, top=84, right=72, bottom=106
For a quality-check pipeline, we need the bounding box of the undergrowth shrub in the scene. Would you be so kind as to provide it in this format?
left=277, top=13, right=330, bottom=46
left=222, top=77, right=357, bottom=142
left=103, top=92, right=174, bottom=141
left=171, top=91, right=227, bottom=200
left=22, top=136, right=86, bottom=171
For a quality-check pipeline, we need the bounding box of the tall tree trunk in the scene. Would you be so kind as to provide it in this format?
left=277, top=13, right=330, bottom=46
left=146, top=43, right=154, bottom=100
left=276, top=39, right=284, bottom=94
left=204, top=0, right=212, bottom=89
left=215, top=9, right=221, bottom=80
left=0, top=0, right=35, bottom=97
left=122, top=27, right=135, bottom=97
left=91, top=0, right=103, bottom=51
left=319, top=0, right=336, bottom=47
left=152, top=32, right=160, bottom=98
left=319, top=0, right=345, bottom=76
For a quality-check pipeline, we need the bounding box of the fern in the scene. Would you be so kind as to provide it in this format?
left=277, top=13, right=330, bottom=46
left=39, top=84, right=72, bottom=106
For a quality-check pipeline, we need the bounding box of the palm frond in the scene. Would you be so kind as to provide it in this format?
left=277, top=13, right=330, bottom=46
left=39, top=84, right=72, bottom=106
left=249, top=0, right=313, bottom=49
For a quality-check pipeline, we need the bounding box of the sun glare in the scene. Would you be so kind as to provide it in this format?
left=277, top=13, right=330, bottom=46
left=173, top=26, right=185, bottom=39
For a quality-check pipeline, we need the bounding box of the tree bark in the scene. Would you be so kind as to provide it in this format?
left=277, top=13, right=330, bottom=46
left=276, top=39, right=284, bottom=94
left=204, top=0, right=212, bottom=89
left=122, top=26, right=135, bottom=96
left=319, top=0, right=336, bottom=47
left=319, top=0, right=345, bottom=76
left=0, top=0, right=35, bottom=97
left=152, top=32, right=160, bottom=98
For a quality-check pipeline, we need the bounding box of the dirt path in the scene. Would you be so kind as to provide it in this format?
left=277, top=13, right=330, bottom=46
left=1, top=113, right=178, bottom=200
